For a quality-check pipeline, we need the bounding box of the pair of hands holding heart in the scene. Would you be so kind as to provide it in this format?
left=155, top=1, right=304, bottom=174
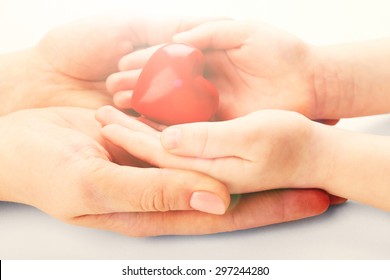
left=0, top=16, right=344, bottom=237
left=102, top=20, right=345, bottom=206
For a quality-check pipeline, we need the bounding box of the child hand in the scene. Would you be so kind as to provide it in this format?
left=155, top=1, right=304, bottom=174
left=96, top=106, right=325, bottom=194
left=108, top=20, right=338, bottom=123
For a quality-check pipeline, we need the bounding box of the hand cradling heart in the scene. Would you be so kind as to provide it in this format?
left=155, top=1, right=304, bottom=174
left=131, top=43, right=219, bottom=126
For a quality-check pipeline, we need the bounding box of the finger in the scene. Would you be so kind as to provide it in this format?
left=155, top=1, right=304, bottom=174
left=173, top=19, right=253, bottom=50
left=37, top=15, right=136, bottom=80
left=73, top=188, right=330, bottom=236
left=160, top=118, right=249, bottom=158
left=119, top=44, right=165, bottom=71
left=88, top=161, right=230, bottom=215
left=329, top=195, right=348, bottom=205
left=137, top=117, right=168, bottom=132
left=106, top=70, right=141, bottom=94
left=97, top=106, right=249, bottom=183
left=100, top=123, right=248, bottom=192
left=127, top=17, right=232, bottom=48
left=38, top=16, right=229, bottom=80
left=96, top=105, right=158, bottom=136
left=113, top=91, right=133, bottom=109
left=100, top=123, right=207, bottom=171
left=315, top=119, right=340, bottom=126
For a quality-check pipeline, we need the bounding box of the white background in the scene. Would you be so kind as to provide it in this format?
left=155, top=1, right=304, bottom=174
left=1, top=0, right=390, bottom=259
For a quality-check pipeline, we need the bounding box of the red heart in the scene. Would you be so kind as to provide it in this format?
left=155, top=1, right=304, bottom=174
left=131, top=43, right=219, bottom=125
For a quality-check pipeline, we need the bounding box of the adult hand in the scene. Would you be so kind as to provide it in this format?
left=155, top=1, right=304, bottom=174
left=0, top=16, right=212, bottom=115
left=0, top=107, right=232, bottom=236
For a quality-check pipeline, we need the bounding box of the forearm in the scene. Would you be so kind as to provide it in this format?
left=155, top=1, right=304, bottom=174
left=313, top=38, right=390, bottom=119
left=0, top=51, right=26, bottom=115
left=0, top=116, right=12, bottom=202
left=314, top=123, right=390, bottom=211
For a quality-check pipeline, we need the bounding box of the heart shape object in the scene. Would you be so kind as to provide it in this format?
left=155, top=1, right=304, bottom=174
left=131, top=43, right=219, bottom=125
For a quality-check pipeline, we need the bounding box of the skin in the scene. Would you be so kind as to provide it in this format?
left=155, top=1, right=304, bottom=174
left=105, top=19, right=390, bottom=213
left=107, top=20, right=324, bottom=120
left=0, top=107, right=230, bottom=233
left=0, top=16, right=225, bottom=115
left=0, top=107, right=333, bottom=237
left=109, top=20, right=390, bottom=120
left=0, top=16, right=339, bottom=236
left=97, top=105, right=390, bottom=211
left=96, top=107, right=319, bottom=194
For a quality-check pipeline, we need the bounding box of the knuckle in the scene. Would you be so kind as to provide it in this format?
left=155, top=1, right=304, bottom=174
left=139, top=180, right=173, bottom=212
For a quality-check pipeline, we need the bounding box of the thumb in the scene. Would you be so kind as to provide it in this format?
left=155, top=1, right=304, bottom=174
left=91, top=161, right=230, bottom=215
left=172, top=20, right=253, bottom=50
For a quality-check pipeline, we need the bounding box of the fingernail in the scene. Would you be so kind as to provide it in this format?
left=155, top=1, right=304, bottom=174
left=190, top=191, right=226, bottom=215
left=161, top=128, right=181, bottom=149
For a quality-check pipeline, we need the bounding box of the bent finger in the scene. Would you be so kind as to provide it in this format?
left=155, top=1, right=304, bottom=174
left=113, top=91, right=134, bottom=109
left=96, top=105, right=158, bottom=136
left=106, top=70, right=141, bottom=94
left=173, top=19, right=252, bottom=50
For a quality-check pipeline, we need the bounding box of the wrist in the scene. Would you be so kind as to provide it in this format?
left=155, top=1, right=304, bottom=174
left=310, top=45, right=356, bottom=119
left=294, top=119, right=338, bottom=191
left=0, top=49, right=52, bottom=116
left=312, top=125, right=390, bottom=210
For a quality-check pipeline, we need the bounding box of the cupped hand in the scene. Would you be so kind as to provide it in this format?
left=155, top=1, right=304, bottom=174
left=0, top=16, right=214, bottom=115
left=96, top=106, right=346, bottom=207
left=0, top=107, right=234, bottom=236
left=109, top=20, right=335, bottom=122
left=95, top=106, right=324, bottom=194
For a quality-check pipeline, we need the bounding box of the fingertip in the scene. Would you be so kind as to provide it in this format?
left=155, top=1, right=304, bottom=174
left=106, top=73, right=117, bottom=94
left=118, top=55, right=131, bottom=71
left=95, top=105, right=116, bottom=124
left=113, top=90, right=133, bottom=109
left=329, top=195, right=348, bottom=205
left=190, top=191, right=228, bottom=215
left=165, top=168, right=231, bottom=212
left=282, top=189, right=330, bottom=220
left=305, top=189, right=331, bottom=215
left=106, top=70, right=141, bottom=94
